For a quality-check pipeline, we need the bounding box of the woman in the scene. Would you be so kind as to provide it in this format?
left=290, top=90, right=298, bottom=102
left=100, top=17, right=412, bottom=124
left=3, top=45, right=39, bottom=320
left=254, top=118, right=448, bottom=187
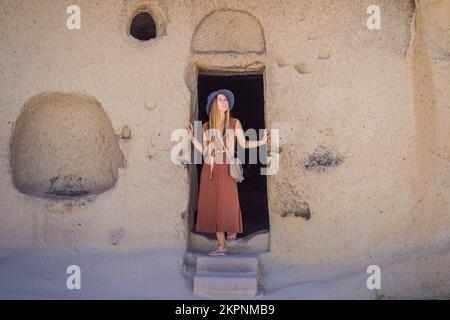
left=187, top=89, right=269, bottom=256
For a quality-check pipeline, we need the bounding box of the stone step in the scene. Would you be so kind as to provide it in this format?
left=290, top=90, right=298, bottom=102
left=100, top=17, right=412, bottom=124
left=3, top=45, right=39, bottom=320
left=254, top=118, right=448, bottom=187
left=196, top=255, right=258, bottom=273
left=189, top=230, right=269, bottom=253
left=193, top=270, right=258, bottom=298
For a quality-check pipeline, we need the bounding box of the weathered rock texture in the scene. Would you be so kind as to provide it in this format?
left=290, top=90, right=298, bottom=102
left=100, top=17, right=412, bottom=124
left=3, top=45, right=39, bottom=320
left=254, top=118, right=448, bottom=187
left=192, top=9, right=266, bottom=54
left=0, top=0, right=449, bottom=298
left=10, top=92, right=125, bottom=197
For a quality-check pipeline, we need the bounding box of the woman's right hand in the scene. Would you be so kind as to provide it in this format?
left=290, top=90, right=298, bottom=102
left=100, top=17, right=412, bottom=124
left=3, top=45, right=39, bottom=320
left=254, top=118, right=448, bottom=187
left=186, top=122, right=194, bottom=142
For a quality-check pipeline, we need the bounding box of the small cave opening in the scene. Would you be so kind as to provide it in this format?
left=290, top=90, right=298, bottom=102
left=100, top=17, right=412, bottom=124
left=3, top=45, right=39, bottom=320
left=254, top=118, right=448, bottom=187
left=130, top=11, right=156, bottom=41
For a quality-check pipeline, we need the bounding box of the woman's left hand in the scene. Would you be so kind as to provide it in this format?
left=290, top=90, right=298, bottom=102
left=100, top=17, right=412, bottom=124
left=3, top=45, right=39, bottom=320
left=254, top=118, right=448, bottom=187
left=262, top=128, right=270, bottom=145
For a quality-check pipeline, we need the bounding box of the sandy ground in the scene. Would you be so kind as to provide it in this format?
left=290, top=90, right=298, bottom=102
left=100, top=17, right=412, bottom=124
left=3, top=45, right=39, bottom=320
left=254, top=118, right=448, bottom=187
left=1, top=244, right=449, bottom=299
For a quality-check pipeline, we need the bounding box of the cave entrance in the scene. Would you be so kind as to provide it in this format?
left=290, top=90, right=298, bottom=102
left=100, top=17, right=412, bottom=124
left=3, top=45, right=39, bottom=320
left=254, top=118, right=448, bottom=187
left=189, top=70, right=270, bottom=252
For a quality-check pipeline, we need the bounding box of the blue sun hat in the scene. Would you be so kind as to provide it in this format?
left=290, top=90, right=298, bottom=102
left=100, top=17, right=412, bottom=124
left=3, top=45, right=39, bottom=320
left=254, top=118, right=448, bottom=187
left=205, top=89, right=235, bottom=116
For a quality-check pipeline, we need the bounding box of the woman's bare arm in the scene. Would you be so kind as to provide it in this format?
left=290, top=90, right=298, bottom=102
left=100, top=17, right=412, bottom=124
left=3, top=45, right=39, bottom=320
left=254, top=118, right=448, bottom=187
left=187, top=122, right=205, bottom=154
left=235, top=119, right=268, bottom=149
left=191, top=135, right=204, bottom=154
left=202, top=130, right=209, bottom=156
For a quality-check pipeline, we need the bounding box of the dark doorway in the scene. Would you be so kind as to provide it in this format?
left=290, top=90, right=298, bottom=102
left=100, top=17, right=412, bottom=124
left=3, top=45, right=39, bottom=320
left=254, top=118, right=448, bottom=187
left=193, top=72, right=270, bottom=239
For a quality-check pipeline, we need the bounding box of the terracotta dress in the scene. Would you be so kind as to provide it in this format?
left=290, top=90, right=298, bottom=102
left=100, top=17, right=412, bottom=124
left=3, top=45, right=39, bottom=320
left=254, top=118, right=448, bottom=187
left=195, top=117, right=243, bottom=234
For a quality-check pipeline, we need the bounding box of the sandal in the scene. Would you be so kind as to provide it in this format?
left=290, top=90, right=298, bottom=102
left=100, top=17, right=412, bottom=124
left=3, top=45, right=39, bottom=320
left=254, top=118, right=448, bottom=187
left=208, top=246, right=228, bottom=256
left=226, top=232, right=237, bottom=242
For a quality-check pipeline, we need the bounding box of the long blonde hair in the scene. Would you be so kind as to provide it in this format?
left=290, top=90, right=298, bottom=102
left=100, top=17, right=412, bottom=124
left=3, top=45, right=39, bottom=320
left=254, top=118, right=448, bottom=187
left=205, top=96, right=235, bottom=163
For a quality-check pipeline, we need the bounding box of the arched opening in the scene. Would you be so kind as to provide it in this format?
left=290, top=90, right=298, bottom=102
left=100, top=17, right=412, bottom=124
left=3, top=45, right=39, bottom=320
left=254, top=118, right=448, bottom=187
left=130, top=11, right=157, bottom=41
left=187, top=9, right=268, bottom=253
left=191, top=9, right=265, bottom=54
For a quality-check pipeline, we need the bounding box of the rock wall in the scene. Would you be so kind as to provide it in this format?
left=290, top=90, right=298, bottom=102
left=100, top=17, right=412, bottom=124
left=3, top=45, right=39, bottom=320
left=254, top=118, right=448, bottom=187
left=0, top=0, right=449, bottom=286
